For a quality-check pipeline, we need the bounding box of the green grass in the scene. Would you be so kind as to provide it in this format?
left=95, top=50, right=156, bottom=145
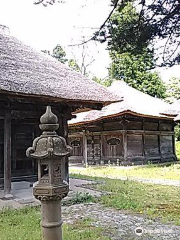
left=64, top=192, right=96, bottom=206
left=70, top=163, right=180, bottom=181
left=0, top=207, right=110, bottom=240
left=73, top=175, right=180, bottom=225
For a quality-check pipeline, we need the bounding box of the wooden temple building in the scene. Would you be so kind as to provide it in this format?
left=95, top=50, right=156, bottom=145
left=69, top=81, right=176, bottom=166
left=0, top=25, right=119, bottom=196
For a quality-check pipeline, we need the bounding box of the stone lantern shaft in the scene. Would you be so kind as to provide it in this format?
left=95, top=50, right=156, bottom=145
left=26, top=106, right=72, bottom=240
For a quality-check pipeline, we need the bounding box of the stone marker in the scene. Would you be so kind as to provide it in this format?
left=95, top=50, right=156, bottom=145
left=26, top=106, right=72, bottom=240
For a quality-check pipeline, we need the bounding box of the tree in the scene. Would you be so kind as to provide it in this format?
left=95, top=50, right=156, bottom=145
left=42, top=44, right=67, bottom=63
left=52, top=44, right=67, bottom=63
left=97, top=0, right=180, bottom=67
left=106, top=2, right=166, bottom=98
left=42, top=44, right=93, bottom=75
left=109, top=51, right=166, bottom=98
left=34, top=0, right=180, bottom=67
left=68, top=59, right=81, bottom=72
left=34, top=0, right=65, bottom=6
left=166, top=77, right=180, bottom=141
left=166, top=77, right=180, bottom=103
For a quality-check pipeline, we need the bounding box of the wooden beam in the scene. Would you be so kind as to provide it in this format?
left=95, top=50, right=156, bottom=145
left=4, top=109, right=13, bottom=198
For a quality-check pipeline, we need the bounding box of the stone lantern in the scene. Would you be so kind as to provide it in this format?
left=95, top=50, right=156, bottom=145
left=26, top=106, right=72, bottom=240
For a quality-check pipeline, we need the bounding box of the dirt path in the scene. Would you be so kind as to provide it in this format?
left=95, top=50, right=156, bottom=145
left=63, top=203, right=180, bottom=240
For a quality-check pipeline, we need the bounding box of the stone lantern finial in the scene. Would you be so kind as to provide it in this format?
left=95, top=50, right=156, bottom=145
left=39, top=106, right=59, bottom=133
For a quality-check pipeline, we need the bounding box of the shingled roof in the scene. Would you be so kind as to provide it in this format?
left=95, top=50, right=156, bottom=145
left=0, top=25, right=120, bottom=105
left=69, top=81, right=172, bottom=126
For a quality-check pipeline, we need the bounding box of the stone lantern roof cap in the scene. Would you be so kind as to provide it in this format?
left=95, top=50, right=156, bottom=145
left=26, top=106, right=72, bottom=159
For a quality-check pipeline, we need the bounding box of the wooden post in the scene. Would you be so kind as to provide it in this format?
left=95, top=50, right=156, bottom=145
left=4, top=109, right=13, bottom=198
left=122, top=120, right=127, bottom=163
left=158, top=120, right=162, bottom=162
left=83, top=130, right=88, bottom=168
left=123, top=131, right=127, bottom=162
left=63, top=117, right=69, bottom=183
left=142, top=119, right=146, bottom=164
left=100, top=133, right=104, bottom=165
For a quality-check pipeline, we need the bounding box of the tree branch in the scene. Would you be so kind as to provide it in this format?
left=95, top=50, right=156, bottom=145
left=68, top=0, right=120, bottom=47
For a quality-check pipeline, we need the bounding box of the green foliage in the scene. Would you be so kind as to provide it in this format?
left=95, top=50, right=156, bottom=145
left=92, top=76, right=113, bottom=87
left=106, top=1, right=180, bottom=67
left=67, top=192, right=95, bottom=205
left=176, top=141, right=180, bottom=159
left=68, top=59, right=80, bottom=72
left=109, top=51, right=166, bottom=98
left=52, top=44, right=67, bottom=63
left=105, top=2, right=166, bottom=98
left=42, top=44, right=67, bottom=64
left=106, top=2, right=151, bottom=54
left=92, top=76, right=102, bottom=84
left=175, top=125, right=180, bottom=141
left=166, top=77, right=180, bottom=103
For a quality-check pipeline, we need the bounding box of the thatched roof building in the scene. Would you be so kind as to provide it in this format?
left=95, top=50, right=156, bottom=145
left=0, top=25, right=119, bottom=106
left=69, top=81, right=176, bottom=166
left=0, top=24, right=120, bottom=197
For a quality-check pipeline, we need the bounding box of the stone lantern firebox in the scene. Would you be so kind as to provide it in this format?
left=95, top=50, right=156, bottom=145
left=26, top=106, right=72, bottom=240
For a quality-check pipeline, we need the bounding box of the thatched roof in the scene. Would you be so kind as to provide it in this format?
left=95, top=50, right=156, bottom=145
left=162, top=99, right=180, bottom=117
left=0, top=25, right=120, bottom=105
left=69, top=81, right=172, bottom=126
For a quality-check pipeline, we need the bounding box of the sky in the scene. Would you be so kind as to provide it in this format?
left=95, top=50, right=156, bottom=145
left=0, top=0, right=112, bottom=78
left=0, top=0, right=180, bottom=81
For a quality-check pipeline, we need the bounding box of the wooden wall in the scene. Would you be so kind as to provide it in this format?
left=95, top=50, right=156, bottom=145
left=69, top=115, right=176, bottom=165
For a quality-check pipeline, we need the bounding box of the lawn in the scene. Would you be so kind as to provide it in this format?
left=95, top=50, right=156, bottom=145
left=70, top=174, right=180, bottom=225
left=0, top=207, right=110, bottom=240
left=70, top=163, right=180, bottom=180
left=96, top=178, right=180, bottom=225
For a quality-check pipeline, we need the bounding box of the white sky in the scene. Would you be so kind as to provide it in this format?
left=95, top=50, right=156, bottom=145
left=0, top=0, right=180, bottom=81
left=0, top=0, right=112, bottom=78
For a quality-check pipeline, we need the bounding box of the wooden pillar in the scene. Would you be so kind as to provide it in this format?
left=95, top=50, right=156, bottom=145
left=63, top=114, right=69, bottom=183
left=123, top=131, right=127, bottom=163
left=100, top=133, right=104, bottom=165
left=122, top=119, right=127, bottom=163
left=142, top=119, right=146, bottom=164
left=83, top=130, right=88, bottom=168
left=158, top=120, right=162, bottom=162
left=4, top=109, right=12, bottom=198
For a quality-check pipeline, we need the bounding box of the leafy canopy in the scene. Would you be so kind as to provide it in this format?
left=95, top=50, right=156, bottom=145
left=166, top=77, right=180, bottom=103
left=106, top=2, right=166, bottom=99
left=99, top=0, right=180, bottom=67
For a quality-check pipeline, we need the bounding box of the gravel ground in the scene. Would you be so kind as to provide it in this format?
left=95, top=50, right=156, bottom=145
left=62, top=203, right=180, bottom=240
